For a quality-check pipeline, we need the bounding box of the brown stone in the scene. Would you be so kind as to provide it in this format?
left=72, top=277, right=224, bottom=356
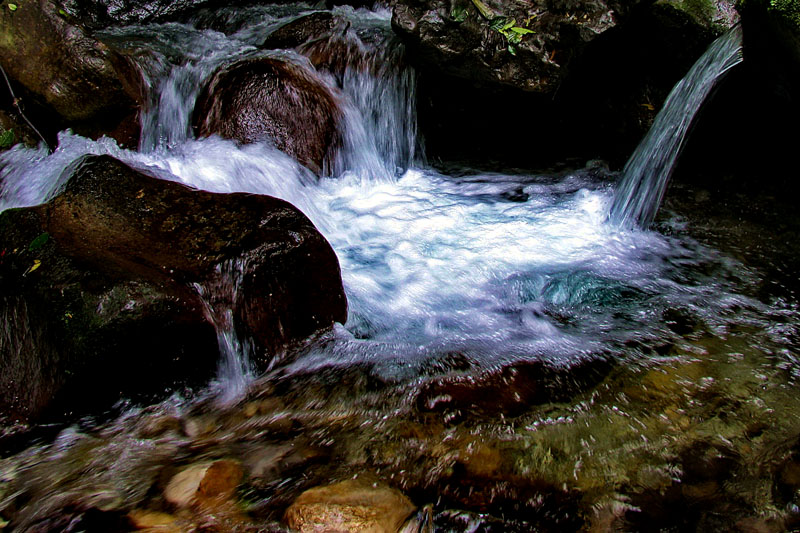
left=164, top=460, right=243, bottom=509
left=194, top=58, right=340, bottom=174
left=0, top=0, right=141, bottom=142
left=0, top=155, right=347, bottom=424
left=284, top=478, right=416, bottom=532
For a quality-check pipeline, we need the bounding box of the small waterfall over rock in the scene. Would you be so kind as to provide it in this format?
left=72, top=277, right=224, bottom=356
left=609, top=25, right=744, bottom=228
left=299, top=19, right=422, bottom=179
left=194, top=259, right=254, bottom=404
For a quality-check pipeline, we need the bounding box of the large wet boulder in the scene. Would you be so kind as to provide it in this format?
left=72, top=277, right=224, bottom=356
left=58, top=0, right=316, bottom=28
left=392, top=0, right=623, bottom=94
left=393, top=0, right=738, bottom=166
left=0, top=155, right=347, bottom=426
left=0, top=0, right=141, bottom=146
left=193, top=57, right=341, bottom=175
left=58, top=0, right=215, bottom=28
left=392, top=0, right=737, bottom=94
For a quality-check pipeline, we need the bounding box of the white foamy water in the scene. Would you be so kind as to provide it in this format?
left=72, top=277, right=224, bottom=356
left=0, top=130, right=759, bottom=380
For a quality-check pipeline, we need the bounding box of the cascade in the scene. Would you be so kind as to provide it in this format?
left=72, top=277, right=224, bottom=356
left=609, top=24, right=744, bottom=228
left=2, top=6, right=800, bottom=530
left=0, top=9, right=758, bottom=380
left=193, top=259, right=254, bottom=405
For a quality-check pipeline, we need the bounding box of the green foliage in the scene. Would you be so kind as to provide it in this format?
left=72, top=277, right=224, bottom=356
left=7, top=3, right=17, bottom=11
left=470, top=0, right=494, bottom=19
left=0, top=128, right=14, bottom=148
left=770, top=0, right=800, bottom=26
left=450, top=5, right=468, bottom=22
left=739, top=0, right=800, bottom=28
left=467, top=1, right=536, bottom=54
left=28, top=232, right=50, bottom=251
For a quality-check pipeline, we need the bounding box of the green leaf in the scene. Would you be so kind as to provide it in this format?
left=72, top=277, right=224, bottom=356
left=507, top=32, right=522, bottom=44
left=510, top=26, right=535, bottom=35
left=471, top=0, right=494, bottom=19
left=508, top=44, right=517, bottom=55
left=0, top=129, right=14, bottom=148
left=28, top=232, right=50, bottom=251
left=489, top=16, right=509, bottom=30
left=7, top=3, right=17, bottom=10
left=450, top=6, right=468, bottom=22
left=502, top=18, right=516, bottom=30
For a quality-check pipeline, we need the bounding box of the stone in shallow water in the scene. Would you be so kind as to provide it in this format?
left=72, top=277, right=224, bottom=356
left=128, top=509, right=180, bottom=530
left=284, top=478, right=416, bottom=532
left=164, top=459, right=243, bottom=509
left=193, top=57, right=340, bottom=175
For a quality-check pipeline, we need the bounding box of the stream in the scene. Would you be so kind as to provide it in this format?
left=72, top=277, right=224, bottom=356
left=1, top=4, right=799, bottom=531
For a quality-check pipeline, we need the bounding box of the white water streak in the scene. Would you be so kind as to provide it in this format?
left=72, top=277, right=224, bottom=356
left=610, top=25, right=743, bottom=228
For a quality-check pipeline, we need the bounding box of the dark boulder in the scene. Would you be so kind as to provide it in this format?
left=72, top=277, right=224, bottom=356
left=392, top=0, right=629, bottom=95
left=58, top=0, right=318, bottom=28
left=0, top=155, right=347, bottom=425
left=260, top=11, right=339, bottom=50
left=0, top=0, right=141, bottom=147
left=393, top=0, right=738, bottom=167
left=393, top=0, right=737, bottom=94
left=193, top=57, right=341, bottom=175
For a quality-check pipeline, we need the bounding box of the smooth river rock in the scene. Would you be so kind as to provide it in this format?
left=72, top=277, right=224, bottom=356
left=0, top=0, right=141, bottom=145
left=0, top=155, right=347, bottom=426
left=193, top=57, right=341, bottom=175
left=284, top=478, right=416, bottom=532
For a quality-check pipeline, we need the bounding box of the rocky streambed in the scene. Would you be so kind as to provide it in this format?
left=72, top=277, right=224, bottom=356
left=0, top=0, right=799, bottom=531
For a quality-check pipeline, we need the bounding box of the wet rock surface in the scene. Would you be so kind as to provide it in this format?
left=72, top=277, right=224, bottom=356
left=0, top=0, right=141, bottom=146
left=260, top=11, right=339, bottom=50
left=0, top=155, right=346, bottom=425
left=397, top=0, right=739, bottom=167
left=392, top=0, right=737, bottom=94
left=284, top=478, right=416, bottom=532
left=193, top=57, right=341, bottom=175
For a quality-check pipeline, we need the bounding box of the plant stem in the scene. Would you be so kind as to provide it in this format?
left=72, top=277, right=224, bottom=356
left=0, top=63, right=52, bottom=152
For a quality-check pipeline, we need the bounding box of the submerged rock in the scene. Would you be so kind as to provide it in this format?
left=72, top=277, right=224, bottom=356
left=416, top=358, right=612, bottom=418
left=193, top=57, right=341, bottom=175
left=164, top=459, right=243, bottom=509
left=0, top=155, right=347, bottom=425
left=284, top=478, right=416, bottom=532
left=0, top=0, right=141, bottom=146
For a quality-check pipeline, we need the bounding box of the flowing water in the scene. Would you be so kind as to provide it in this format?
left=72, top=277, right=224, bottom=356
left=609, top=24, right=744, bottom=229
left=0, top=6, right=799, bottom=531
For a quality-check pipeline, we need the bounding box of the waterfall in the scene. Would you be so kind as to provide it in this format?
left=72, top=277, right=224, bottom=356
left=609, top=25, right=744, bottom=229
left=299, top=22, right=422, bottom=180
left=193, top=259, right=254, bottom=405
left=0, top=8, right=759, bottom=384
